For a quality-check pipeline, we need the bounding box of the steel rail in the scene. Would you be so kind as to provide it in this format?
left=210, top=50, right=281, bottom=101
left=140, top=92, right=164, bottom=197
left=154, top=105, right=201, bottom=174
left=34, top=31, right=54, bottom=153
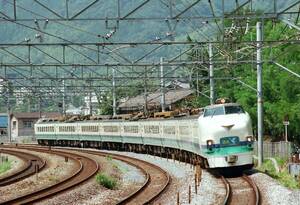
left=15, top=145, right=170, bottom=205
left=0, top=147, right=98, bottom=205
left=222, top=174, right=260, bottom=205
left=220, top=176, right=231, bottom=205
left=0, top=149, right=46, bottom=186
left=88, top=150, right=170, bottom=205
left=242, top=174, right=260, bottom=205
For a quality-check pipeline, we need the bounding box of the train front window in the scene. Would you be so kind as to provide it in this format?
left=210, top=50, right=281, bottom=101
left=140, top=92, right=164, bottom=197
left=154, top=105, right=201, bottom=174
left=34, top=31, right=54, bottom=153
left=225, top=106, right=244, bottom=114
left=204, top=106, right=224, bottom=117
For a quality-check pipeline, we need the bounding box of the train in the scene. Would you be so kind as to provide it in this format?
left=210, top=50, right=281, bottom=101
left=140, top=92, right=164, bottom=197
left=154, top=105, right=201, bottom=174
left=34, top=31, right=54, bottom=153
left=35, top=102, right=254, bottom=169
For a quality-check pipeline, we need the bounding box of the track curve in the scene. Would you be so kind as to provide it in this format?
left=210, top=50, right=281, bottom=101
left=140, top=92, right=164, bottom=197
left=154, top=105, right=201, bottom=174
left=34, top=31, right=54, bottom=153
left=0, top=149, right=46, bottom=186
left=13, top=145, right=171, bottom=205
left=0, top=147, right=99, bottom=205
left=59, top=148, right=170, bottom=205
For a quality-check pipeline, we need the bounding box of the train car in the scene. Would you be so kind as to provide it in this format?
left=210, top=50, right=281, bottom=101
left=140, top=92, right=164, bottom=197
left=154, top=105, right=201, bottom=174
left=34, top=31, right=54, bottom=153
left=35, top=102, right=254, bottom=169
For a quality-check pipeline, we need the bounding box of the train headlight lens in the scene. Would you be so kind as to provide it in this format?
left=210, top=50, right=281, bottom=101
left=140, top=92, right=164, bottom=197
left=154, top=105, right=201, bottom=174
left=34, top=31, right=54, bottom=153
left=246, top=136, right=253, bottom=142
left=206, top=140, right=214, bottom=153
left=207, top=140, right=214, bottom=146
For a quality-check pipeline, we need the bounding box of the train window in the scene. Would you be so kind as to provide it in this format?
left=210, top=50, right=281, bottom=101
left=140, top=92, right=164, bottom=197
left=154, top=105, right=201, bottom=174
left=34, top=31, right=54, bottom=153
left=82, top=126, right=99, bottom=132
left=124, top=125, right=139, bottom=133
left=59, top=126, right=75, bottom=132
left=225, top=106, right=244, bottom=114
left=179, top=126, right=189, bottom=135
left=144, top=125, right=159, bottom=134
left=204, top=106, right=224, bottom=117
left=163, top=126, right=176, bottom=135
left=104, top=125, right=119, bottom=132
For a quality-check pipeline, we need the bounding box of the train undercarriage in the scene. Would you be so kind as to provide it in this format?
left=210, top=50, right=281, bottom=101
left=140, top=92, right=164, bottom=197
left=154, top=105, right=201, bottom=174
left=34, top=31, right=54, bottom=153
left=37, top=139, right=209, bottom=168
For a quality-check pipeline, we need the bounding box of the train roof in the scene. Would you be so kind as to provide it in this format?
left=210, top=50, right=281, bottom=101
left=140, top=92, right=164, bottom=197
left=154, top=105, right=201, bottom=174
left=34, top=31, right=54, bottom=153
left=36, top=114, right=200, bottom=124
left=204, top=103, right=241, bottom=109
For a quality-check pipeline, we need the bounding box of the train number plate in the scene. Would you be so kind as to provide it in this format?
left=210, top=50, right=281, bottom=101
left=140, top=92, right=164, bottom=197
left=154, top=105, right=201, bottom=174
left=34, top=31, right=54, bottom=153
left=220, top=136, right=239, bottom=146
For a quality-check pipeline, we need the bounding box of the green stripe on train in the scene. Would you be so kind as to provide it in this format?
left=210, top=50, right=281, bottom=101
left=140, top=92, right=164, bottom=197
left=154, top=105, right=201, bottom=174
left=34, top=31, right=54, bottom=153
left=204, top=145, right=253, bottom=156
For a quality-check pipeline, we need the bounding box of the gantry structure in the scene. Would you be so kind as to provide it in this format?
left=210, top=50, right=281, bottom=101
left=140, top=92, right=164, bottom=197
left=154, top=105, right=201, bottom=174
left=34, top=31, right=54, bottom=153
left=0, top=0, right=300, bottom=98
left=1, top=0, right=300, bottom=166
left=0, top=0, right=299, bottom=110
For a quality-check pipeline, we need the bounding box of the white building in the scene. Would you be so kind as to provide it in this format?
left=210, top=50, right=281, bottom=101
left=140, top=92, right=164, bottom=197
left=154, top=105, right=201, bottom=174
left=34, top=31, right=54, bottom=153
left=65, top=104, right=83, bottom=115
left=84, top=92, right=99, bottom=115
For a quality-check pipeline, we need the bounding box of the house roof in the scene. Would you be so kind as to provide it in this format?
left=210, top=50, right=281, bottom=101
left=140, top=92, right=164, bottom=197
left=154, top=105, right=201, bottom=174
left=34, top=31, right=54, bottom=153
left=118, top=89, right=193, bottom=110
left=12, top=112, right=61, bottom=119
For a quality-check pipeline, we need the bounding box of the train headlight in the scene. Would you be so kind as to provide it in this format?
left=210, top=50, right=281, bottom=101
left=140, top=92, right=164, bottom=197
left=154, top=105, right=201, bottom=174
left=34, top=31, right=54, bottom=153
left=207, top=139, right=214, bottom=146
left=206, top=140, right=214, bottom=152
left=246, top=136, right=253, bottom=142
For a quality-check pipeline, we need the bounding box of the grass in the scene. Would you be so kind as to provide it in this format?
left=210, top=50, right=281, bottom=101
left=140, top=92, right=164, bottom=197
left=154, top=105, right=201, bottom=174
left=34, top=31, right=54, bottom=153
left=0, top=160, right=12, bottom=175
left=106, top=155, right=113, bottom=161
left=105, top=155, right=128, bottom=173
left=257, top=157, right=300, bottom=189
left=95, top=172, right=118, bottom=189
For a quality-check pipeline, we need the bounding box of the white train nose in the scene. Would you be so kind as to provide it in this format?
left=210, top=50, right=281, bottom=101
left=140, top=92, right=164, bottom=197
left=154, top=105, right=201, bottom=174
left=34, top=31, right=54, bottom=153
left=221, top=124, right=235, bottom=130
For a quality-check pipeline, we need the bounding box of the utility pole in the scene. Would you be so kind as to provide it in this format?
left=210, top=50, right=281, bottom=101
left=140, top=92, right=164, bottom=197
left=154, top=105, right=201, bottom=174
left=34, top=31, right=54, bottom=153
left=196, top=71, right=199, bottom=96
left=160, top=57, right=165, bottom=112
left=89, top=78, right=92, bottom=116
left=283, top=115, right=289, bottom=142
left=209, top=43, right=214, bottom=105
left=112, top=67, right=116, bottom=116
left=62, top=79, right=66, bottom=115
left=144, top=66, right=148, bottom=115
left=38, top=95, right=41, bottom=118
left=257, top=22, right=264, bottom=167
left=6, top=85, right=11, bottom=143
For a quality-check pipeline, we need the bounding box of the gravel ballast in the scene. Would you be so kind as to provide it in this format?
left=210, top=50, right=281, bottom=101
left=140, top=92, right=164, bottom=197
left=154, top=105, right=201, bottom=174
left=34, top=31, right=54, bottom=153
left=105, top=150, right=224, bottom=205
left=41, top=148, right=224, bottom=205
left=250, top=172, right=300, bottom=205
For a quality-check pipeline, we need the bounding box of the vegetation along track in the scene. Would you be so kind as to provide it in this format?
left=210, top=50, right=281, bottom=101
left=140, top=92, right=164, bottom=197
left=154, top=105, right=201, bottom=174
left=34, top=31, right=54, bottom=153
left=0, top=148, right=46, bottom=186
left=18, top=145, right=171, bottom=205
left=0, top=146, right=99, bottom=205
left=221, top=174, right=260, bottom=205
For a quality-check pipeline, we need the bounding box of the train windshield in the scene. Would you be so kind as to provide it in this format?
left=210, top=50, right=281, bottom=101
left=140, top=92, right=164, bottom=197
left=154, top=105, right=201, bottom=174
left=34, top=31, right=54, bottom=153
left=225, top=106, right=244, bottom=114
left=204, top=106, right=224, bottom=117
left=204, top=105, right=244, bottom=117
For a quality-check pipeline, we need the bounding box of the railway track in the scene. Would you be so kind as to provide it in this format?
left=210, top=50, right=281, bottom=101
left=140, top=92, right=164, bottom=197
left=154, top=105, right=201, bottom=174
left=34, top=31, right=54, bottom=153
left=0, top=149, right=46, bottom=186
left=221, top=174, right=260, bottom=205
left=12, top=145, right=171, bottom=205
left=80, top=150, right=170, bottom=205
left=0, top=147, right=98, bottom=205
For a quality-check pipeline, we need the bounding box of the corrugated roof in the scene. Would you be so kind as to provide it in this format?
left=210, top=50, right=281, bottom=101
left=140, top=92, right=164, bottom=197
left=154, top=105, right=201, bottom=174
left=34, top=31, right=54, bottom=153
left=0, top=116, right=7, bottom=128
left=12, top=112, right=61, bottom=119
left=119, top=89, right=193, bottom=110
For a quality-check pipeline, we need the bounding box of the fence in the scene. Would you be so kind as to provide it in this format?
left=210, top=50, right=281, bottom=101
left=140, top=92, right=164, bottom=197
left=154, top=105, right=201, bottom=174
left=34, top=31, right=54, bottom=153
left=254, top=141, right=292, bottom=159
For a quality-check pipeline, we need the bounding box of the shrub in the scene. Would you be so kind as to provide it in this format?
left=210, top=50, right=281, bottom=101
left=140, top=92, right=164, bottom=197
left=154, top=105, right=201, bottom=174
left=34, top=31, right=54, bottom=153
left=257, top=158, right=300, bottom=189
left=95, top=173, right=117, bottom=189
